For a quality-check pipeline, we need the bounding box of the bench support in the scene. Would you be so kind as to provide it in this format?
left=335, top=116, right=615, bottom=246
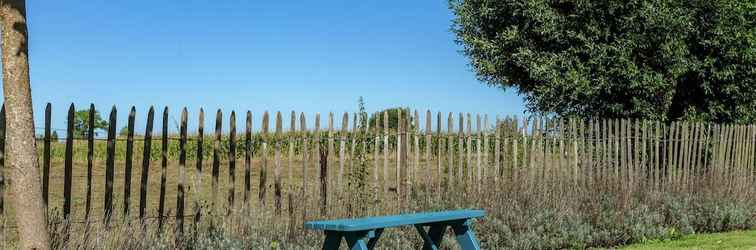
left=414, top=220, right=479, bottom=250
left=322, top=229, right=384, bottom=250
left=451, top=219, right=481, bottom=250
left=322, top=231, right=342, bottom=250
left=415, top=223, right=447, bottom=250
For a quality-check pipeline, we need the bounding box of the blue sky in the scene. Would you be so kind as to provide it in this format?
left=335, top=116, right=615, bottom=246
left=17, top=0, right=525, bottom=133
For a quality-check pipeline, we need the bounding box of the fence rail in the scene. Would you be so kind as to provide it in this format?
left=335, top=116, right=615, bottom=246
left=1, top=103, right=755, bottom=239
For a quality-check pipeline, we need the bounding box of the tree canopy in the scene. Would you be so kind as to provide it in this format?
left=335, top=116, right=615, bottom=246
left=369, top=107, right=412, bottom=131
left=450, top=0, right=755, bottom=123
left=71, top=109, right=108, bottom=137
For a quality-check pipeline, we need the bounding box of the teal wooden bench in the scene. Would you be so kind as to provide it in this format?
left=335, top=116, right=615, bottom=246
left=305, top=209, right=485, bottom=250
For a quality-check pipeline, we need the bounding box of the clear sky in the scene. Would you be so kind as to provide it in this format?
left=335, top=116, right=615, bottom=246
left=16, top=0, right=525, bottom=132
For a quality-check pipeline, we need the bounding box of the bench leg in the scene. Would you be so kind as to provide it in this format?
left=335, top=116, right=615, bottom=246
left=451, top=220, right=481, bottom=250
left=415, top=224, right=447, bottom=250
left=344, top=231, right=371, bottom=250
left=322, top=231, right=342, bottom=250
left=366, top=228, right=384, bottom=249
left=427, top=224, right=447, bottom=249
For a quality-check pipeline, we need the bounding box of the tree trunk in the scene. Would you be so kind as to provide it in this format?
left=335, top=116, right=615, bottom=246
left=1, top=0, right=51, bottom=249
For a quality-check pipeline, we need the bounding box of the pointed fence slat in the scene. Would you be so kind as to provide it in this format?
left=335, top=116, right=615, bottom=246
left=373, top=112, right=380, bottom=198
left=228, top=111, right=237, bottom=213
left=466, top=113, right=473, bottom=188
left=176, top=108, right=188, bottom=233
left=85, top=104, right=95, bottom=219
left=157, top=107, right=168, bottom=229
left=123, top=107, right=136, bottom=218
left=494, top=116, right=501, bottom=184
left=244, top=111, right=252, bottom=204
left=300, top=112, right=309, bottom=218
left=274, top=111, right=283, bottom=215
left=194, top=108, right=205, bottom=224
left=339, top=112, right=348, bottom=193
left=319, top=128, right=329, bottom=216
left=457, top=113, right=464, bottom=186
left=0, top=106, right=4, bottom=216
left=398, top=109, right=406, bottom=202
left=289, top=111, right=296, bottom=192
left=382, top=111, right=389, bottom=194
left=213, top=110, right=223, bottom=212
left=259, top=112, right=269, bottom=205
left=42, top=103, right=51, bottom=208
left=349, top=113, right=357, bottom=194
left=447, top=113, right=454, bottom=188
left=105, top=106, right=118, bottom=223
left=425, top=110, right=432, bottom=188
left=436, top=112, right=442, bottom=191
left=139, top=107, right=155, bottom=221
left=313, top=113, right=321, bottom=209
left=63, top=104, right=74, bottom=220
left=475, top=114, right=481, bottom=191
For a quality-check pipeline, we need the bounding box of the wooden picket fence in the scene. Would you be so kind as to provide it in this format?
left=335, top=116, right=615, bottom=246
left=0, top=103, right=755, bottom=238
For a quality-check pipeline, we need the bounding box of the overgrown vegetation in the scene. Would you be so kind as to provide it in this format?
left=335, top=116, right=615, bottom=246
left=6, top=176, right=752, bottom=249
left=4, top=116, right=755, bottom=249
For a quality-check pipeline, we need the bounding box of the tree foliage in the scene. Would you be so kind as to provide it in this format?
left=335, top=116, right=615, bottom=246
left=368, top=107, right=412, bottom=131
left=71, top=109, right=108, bottom=137
left=451, top=0, right=756, bottom=123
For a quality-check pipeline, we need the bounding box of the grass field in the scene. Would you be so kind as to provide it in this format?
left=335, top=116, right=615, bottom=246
left=616, top=230, right=756, bottom=250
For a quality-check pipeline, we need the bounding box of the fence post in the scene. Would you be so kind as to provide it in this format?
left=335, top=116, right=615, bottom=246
left=290, top=111, right=296, bottom=192
left=212, top=109, right=223, bottom=213
left=123, top=107, right=136, bottom=219
left=475, top=114, right=481, bottom=192
left=157, top=107, right=168, bottom=230
left=42, top=103, right=50, bottom=209
left=494, top=115, right=500, bottom=185
left=260, top=112, right=269, bottom=206
left=339, top=112, right=348, bottom=194
left=176, top=108, right=188, bottom=233
left=105, top=106, right=118, bottom=224
left=85, top=104, right=95, bottom=220
left=425, top=110, right=432, bottom=189
left=383, top=111, right=389, bottom=195
left=63, top=104, right=74, bottom=220
left=243, top=111, right=251, bottom=206
left=320, top=120, right=329, bottom=215
left=300, top=112, right=308, bottom=220
left=447, top=113, right=454, bottom=188
left=275, top=112, right=283, bottom=215
left=139, top=107, right=155, bottom=222
left=373, top=112, right=380, bottom=201
left=228, top=111, right=237, bottom=213
left=436, top=112, right=442, bottom=192
left=193, top=108, right=204, bottom=224
left=0, top=106, right=4, bottom=229
left=396, top=109, right=403, bottom=202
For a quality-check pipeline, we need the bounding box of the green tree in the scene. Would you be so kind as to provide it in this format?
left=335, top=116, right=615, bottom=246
left=368, top=107, right=412, bottom=131
left=450, top=0, right=756, bottom=123
left=72, top=109, right=108, bottom=137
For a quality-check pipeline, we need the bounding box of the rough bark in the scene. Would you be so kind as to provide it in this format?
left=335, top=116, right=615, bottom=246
left=1, top=0, right=51, bottom=249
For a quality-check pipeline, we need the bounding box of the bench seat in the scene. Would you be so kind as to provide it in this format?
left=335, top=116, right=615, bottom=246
left=305, top=209, right=485, bottom=250
left=305, top=209, right=485, bottom=231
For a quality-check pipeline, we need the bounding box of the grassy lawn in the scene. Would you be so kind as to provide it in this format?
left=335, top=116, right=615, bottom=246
left=617, top=230, right=756, bottom=250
